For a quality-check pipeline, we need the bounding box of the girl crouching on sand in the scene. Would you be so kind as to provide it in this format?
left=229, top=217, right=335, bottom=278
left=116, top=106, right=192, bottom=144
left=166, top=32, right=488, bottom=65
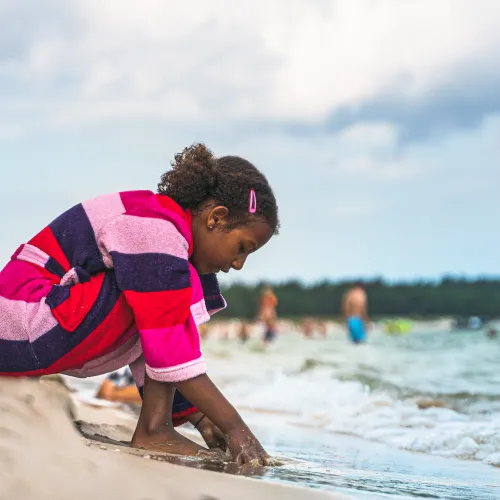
left=0, top=143, right=279, bottom=465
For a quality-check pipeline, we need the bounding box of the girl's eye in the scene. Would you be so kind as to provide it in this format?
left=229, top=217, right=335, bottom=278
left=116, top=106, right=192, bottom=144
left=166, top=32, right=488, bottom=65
left=239, top=244, right=245, bottom=254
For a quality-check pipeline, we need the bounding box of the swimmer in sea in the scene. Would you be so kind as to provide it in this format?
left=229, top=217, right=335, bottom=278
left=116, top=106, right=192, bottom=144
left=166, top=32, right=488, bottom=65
left=301, top=317, right=314, bottom=338
left=341, top=283, right=370, bottom=344
left=259, top=285, right=278, bottom=343
left=238, top=321, right=250, bottom=343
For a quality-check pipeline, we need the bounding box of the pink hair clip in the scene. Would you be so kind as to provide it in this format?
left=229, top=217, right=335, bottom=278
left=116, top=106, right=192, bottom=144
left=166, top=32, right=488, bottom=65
left=248, top=189, right=257, bottom=213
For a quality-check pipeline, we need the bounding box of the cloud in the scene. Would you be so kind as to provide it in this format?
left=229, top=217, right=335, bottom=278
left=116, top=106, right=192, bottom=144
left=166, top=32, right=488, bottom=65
left=320, top=62, right=500, bottom=143
left=1, top=0, right=500, bottom=142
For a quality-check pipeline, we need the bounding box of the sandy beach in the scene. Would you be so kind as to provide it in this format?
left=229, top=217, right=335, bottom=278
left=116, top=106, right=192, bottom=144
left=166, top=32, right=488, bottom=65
left=0, top=377, right=351, bottom=500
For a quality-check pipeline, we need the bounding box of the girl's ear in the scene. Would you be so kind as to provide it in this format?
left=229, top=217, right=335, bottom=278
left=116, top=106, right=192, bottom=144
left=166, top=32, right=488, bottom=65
left=207, top=206, right=229, bottom=229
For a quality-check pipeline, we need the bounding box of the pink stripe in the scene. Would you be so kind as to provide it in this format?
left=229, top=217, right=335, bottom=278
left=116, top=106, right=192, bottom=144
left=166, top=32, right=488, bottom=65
left=119, top=190, right=155, bottom=213
left=26, top=298, right=59, bottom=341
left=103, top=254, right=113, bottom=268
left=60, top=268, right=79, bottom=286
left=120, top=190, right=192, bottom=245
left=159, top=209, right=191, bottom=247
left=83, top=192, right=126, bottom=268
left=0, top=296, right=57, bottom=341
left=146, top=357, right=206, bottom=383
left=0, top=261, right=52, bottom=302
left=83, top=192, right=125, bottom=236
left=0, top=295, right=28, bottom=340
left=64, top=334, right=142, bottom=378
left=17, top=243, right=50, bottom=268
left=140, top=318, right=201, bottom=369
left=100, top=215, right=188, bottom=258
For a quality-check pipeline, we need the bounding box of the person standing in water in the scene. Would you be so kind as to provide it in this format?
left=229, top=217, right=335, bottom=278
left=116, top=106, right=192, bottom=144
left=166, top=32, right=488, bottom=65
left=259, top=285, right=278, bottom=343
left=238, top=321, right=250, bottom=343
left=342, top=283, right=370, bottom=344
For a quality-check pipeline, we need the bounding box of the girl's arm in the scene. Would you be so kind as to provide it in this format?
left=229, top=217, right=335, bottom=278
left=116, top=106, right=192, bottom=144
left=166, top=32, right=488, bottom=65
left=129, top=355, right=200, bottom=426
left=176, top=374, right=270, bottom=465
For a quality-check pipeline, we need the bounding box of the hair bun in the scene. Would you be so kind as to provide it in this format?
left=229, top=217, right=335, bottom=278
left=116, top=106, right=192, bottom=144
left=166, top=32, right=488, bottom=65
left=158, top=143, right=218, bottom=206
left=189, top=159, right=217, bottom=194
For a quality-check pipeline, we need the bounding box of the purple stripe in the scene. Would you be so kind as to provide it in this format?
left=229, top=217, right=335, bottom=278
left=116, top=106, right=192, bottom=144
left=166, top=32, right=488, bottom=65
left=173, top=390, right=195, bottom=414
left=75, top=266, right=91, bottom=283
left=199, top=273, right=226, bottom=311
left=109, top=251, right=191, bottom=292
left=45, top=257, right=66, bottom=278
left=205, top=295, right=226, bottom=312
left=0, top=339, right=37, bottom=372
left=0, top=271, right=123, bottom=373
left=49, top=203, right=106, bottom=274
left=45, top=285, right=70, bottom=309
left=200, top=273, right=222, bottom=298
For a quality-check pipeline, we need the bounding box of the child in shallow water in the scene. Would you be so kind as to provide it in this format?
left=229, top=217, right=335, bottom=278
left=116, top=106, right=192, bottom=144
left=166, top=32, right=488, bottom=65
left=0, top=143, right=279, bottom=465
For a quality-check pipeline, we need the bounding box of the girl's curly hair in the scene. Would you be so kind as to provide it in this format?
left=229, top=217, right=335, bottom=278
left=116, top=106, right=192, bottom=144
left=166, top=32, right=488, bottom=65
left=158, top=143, right=279, bottom=233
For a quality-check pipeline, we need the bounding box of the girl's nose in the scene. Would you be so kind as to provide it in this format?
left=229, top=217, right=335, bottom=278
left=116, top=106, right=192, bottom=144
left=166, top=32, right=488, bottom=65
left=231, top=255, right=247, bottom=271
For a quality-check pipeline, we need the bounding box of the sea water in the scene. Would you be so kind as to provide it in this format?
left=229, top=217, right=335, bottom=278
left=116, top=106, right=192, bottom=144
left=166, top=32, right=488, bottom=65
left=67, top=323, right=500, bottom=498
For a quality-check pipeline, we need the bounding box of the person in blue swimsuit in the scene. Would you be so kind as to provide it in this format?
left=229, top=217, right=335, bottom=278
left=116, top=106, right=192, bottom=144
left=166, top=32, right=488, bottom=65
left=342, top=283, right=370, bottom=344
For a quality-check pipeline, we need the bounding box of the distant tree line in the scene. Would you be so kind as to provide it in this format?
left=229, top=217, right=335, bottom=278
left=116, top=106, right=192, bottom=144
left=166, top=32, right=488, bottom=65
left=218, top=277, right=500, bottom=319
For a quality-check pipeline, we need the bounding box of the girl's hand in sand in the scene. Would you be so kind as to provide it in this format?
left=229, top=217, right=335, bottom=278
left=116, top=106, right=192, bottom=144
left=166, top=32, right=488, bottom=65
left=226, top=427, right=270, bottom=466
left=176, top=375, right=270, bottom=465
left=196, top=415, right=270, bottom=465
left=189, top=413, right=228, bottom=452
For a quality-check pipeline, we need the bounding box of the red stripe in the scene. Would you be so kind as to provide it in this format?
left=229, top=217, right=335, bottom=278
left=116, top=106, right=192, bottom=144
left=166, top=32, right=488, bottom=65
left=50, top=295, right=134, bottom=372
left=172, top=406, right=198, bottom=427
left=124, top=288, right=191, bottom=330
left=155, top=194, right=188, bottom=221
left=0, top=295, right=135, bottom=378
left=51, top=273, right=106, bottom=332
left=172, top=406, right=198, bottom=419
left=28, top=226, right=71, bottom=272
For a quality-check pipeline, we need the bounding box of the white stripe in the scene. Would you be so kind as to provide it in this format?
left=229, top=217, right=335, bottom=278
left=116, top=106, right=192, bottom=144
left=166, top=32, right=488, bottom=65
left=146, top=357, right=207, bottom=383
left=99, top=214, right=189, bottom=259
left=83, top=193, right=126, bottom=268
left=82, top=192, right=126, bottom=236
left=191, top=299, right=210, bottom=326
left=17, top=244, right=50, bottom=268
left=27, top=297, right=59, bottom=341
left=0, top=295, right=58, bottom=342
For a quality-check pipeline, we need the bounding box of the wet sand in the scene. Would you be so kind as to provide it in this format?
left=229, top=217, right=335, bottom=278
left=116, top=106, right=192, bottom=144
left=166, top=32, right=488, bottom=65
left=0, top=377, right=351, bottom=500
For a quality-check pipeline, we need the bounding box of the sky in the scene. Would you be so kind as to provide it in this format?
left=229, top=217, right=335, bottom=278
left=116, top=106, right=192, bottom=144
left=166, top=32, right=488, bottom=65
left=1, top=0, right=499, bottom=284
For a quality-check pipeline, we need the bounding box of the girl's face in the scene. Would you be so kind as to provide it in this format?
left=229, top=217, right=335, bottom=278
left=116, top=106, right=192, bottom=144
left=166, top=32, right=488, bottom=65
left=190, top=205, right=274, bottom=275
